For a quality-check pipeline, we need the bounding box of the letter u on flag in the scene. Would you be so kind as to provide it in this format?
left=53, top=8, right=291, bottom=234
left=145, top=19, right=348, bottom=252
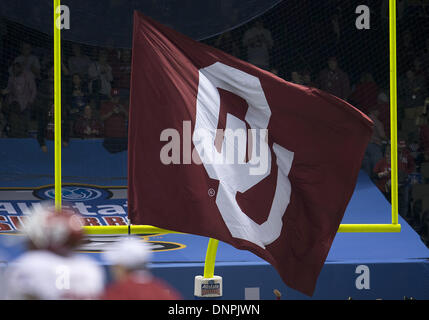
left=128, top=11, right=373, bottom=296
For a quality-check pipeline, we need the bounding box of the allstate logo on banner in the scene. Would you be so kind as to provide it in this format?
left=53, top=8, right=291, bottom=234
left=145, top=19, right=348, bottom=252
left=33, top=185, right=112, bottom=202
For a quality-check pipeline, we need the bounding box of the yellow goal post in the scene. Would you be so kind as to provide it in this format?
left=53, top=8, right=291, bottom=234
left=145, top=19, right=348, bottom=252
left=53, top=0, right=401, bottom=279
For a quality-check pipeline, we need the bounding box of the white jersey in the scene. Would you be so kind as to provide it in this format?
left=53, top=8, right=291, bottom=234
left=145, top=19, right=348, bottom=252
left=4, top=250, right=105, bottom=300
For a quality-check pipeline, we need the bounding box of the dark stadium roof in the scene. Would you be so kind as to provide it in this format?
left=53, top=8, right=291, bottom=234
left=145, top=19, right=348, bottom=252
left=0, top=0, right=282, bottom=47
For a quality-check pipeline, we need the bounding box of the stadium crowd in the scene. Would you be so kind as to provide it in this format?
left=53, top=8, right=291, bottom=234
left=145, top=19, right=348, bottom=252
left=0, top=0, right=428, bottom=251
left=209, top=0, right=429, bottom=248
left=0, top=40, right=130, bottom=154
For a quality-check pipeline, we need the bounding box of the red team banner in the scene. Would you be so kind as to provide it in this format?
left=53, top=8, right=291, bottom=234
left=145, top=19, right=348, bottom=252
left=128, top=11, right=373, bottom=295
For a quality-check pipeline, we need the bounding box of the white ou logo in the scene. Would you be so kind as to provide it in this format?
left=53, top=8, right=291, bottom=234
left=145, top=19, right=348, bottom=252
left=193, top=62, right=294, bottom=249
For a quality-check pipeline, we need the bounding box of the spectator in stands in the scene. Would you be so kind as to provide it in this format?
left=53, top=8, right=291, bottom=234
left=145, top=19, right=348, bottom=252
left=242, top=20, right=273, bottom=70
left=420, top=210, right=429, bottom=248
left=399, top=69, right=427, bottom=110
left=270, top=67, right=280, bottom=77
left=4, top=205, right=105, bottom=299
left=40, top=52, right=70, bottom=80
left=398, top=137, right=416, bottom=175
left=317, top=56, right=350, bottom=100
left=106, top=43, right=122, bottom=83
left=36, top=67, right=70, bottom=152
left=68, top=44, right=91, bottom=80
left=112, top=49, right=132, bottom=96
left=290, top=71, right=303, bottom=85
left=301, top=69, right=316, bottom=88
left=69, top=73, right=89, bottom=130
left=418, top=112, right=429, bottom=162
left=376, top=92, right=390, bottom=136
left=349, top=72, right=379, bottom=115
left=100, top=237, right=182, bottom=300
left=40, top=53, right=53, bottom=79
left=0, top=17, right=5, bottom=54
left=35, top=66, right=54, bottom=152
left=1, top=61, right=37, bottom=137
left=362, top=106, right=387, bottom=177
left=100, top=88, right=128, bottom=153
left=373, top=146, right=391, bottom=197
left=373, top=138, right=415, bottom=206
left=11, top=42, right=40, bottom=78
left=0, top=96, right=6, bottom=137
left=407, top=131, right=421, bottom=163
left=398, top=138, right=416, bottom=219
left=88, top=50, right=113, bottom=106
left=37, top=103, right=70, bottom=152
left=419, top=38, right=429, bottom=72
left=215, top=31, right=240, bottom=57
left=412, top=57, right=426, bottom=80
left=74, top=104, right=103, bottom=139
left=0, top=18, right=7, bottom=86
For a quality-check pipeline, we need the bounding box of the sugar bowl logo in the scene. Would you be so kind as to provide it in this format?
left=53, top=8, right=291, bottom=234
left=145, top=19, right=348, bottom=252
left=33, top=185, right=112, bottom=202
left=79, top=235, right=186, bottom=253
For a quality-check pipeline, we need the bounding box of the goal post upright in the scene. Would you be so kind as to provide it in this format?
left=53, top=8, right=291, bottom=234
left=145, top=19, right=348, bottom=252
left=54, top=0, right=62, bottom=210
left=389, top=0, right=399, bottom=226
left=55, top=0, right=401, bottom=291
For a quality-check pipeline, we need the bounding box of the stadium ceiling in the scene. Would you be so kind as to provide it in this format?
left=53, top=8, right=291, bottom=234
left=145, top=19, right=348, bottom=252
left=0, top=0, right=282, bottom=47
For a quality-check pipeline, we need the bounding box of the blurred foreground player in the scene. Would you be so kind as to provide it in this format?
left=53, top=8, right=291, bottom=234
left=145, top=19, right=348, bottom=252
left=5, top=206, right=104, bottom=299
left=100, top=237, right=182, bottom=300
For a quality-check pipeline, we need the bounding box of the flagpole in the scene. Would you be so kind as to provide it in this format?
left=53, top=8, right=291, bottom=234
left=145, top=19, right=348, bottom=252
left=389, top=0, right=399, bottom=225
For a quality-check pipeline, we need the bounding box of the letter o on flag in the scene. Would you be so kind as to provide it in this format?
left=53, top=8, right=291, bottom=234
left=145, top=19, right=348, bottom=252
left=193, top=62, right=294, bottom=248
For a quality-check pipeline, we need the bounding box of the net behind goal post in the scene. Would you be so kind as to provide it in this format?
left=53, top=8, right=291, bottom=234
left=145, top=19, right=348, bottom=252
left=54, top=0, right=400, bottom=278
left=0, top=0, right=404, bottom=278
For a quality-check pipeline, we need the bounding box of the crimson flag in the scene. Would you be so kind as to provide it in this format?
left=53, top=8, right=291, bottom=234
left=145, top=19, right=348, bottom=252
left=128, top=11, right=373, bottom=296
